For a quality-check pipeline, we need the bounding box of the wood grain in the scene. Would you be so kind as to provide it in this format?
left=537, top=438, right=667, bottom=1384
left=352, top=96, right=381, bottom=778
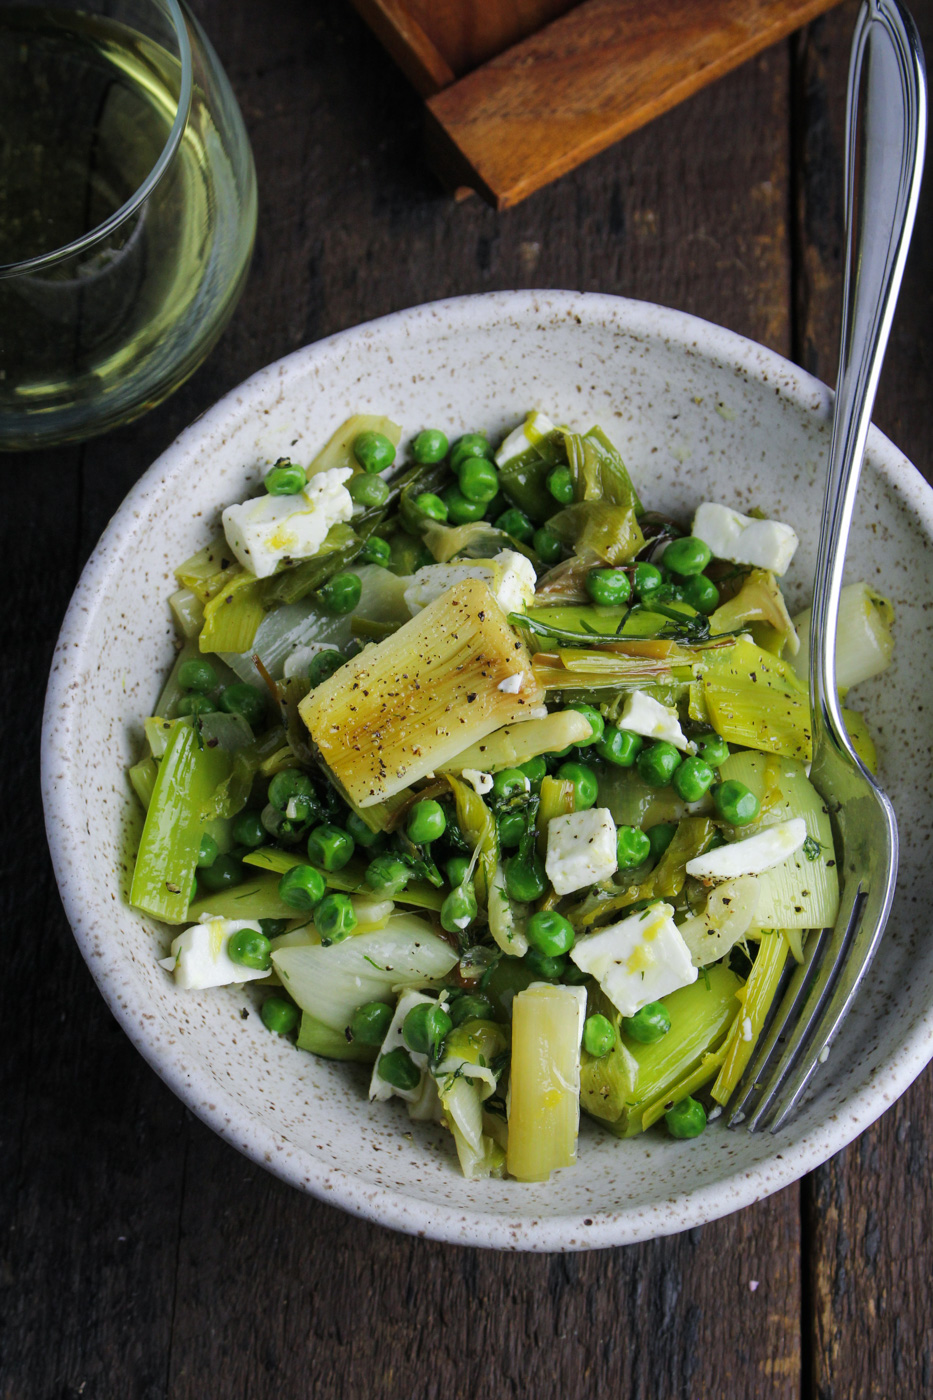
left=425, top=0, right=845, bottom=207
left=1, top=0, right=931, bottom=1395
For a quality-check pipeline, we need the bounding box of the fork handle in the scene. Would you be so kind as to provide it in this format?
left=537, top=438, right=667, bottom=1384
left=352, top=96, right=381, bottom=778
left=810, top=0, right=926, bottom=759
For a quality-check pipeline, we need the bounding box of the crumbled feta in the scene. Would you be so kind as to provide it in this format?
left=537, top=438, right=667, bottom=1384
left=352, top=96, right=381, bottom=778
left=461, top=768, right=494, bottom=795
left=222, top=466, right=354, bottom=579
left=369, top=989, right=436, bottom=1104
left=691, top=502, right=799, bottom=576
left=741, top=1016, right=754, bottom=1042
left=545, top=807, right=618, bottom=896
left=497, top=673, right=524, bottom=694
left=161, top=918, right=270, bottom=990
left=619, top=689, right=691, bottom=751
left=403, top=550, right=535, bottom=617
left=494, top=411, right=557, bottom=466
left=686, top=818, right=807, bottom=881
left=569, top=902, right=697, bottom=1018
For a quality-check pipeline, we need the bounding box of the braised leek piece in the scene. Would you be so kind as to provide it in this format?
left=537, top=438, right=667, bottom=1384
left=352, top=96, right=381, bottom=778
left=708, top=568, right=800, bottom=657
left=531, top=641, right=703, bottom=692
left=300, top=580, right=545, bottom=807
left=546, top=501, right=644, bottom=564
left=199, top=571, right=265, bottom=654
left=580, top=969, right=741, bottom=1136
left=702, top=636, right=812, bottom=762
left=711, top=930, right=790, bottom=1104
left=507, top=984, right=585, bottom=1181
left=718, top=751, right=839, bottom=929
left=563, top=426, right=643, bottom=514
left=444, top=710, right=592, bottom=774
left=791, top=581, right=894, bottom=692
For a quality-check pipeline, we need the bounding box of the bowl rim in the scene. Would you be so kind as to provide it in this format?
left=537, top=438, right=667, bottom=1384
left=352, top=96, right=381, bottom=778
left=41, top=288, right=933, bottom=1251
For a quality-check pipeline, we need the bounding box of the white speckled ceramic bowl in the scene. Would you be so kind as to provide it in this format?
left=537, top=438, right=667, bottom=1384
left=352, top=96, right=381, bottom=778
left=42, top=292, right=933, bottom=1250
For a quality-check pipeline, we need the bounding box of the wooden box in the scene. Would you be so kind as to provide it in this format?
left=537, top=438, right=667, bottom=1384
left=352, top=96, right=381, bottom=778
left=348, top=0, right=846, bottom=207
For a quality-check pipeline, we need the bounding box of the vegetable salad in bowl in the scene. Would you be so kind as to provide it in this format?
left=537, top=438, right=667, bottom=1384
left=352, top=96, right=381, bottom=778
left=128, top=408, right=894, bottom=1183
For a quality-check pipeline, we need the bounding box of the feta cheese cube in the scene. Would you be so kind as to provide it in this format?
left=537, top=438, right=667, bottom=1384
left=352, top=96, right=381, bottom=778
left=162, top=918, right=270, bottom=990
left=494, top=411, right=557, bottom=466
left=569, top=902, right=697, bottom=1017
left=691, top=502, right=799, bottom=576
left=461, top=768, right=494, bottom=795
left=222, top=466, right=354, bottom=579
left=403, top=550, right=536, bottom=617
left=369, top=988, right=437, bottom=1104
left=686, top=817, right=807, bottom=881
left=545, top=807, right=618, bottom=896
left=619, top=689, right=691, bottom=751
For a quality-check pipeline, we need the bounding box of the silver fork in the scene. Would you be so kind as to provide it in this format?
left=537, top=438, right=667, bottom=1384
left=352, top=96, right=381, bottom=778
left=727, top=0, right=925, bottom=1133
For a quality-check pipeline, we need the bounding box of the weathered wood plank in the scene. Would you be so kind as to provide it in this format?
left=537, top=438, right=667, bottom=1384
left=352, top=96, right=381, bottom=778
left=794, top=4, right=933, bottom=1397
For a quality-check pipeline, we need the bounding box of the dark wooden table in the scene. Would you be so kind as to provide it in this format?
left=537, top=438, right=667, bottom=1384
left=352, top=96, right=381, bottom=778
left=4, top=1, right=931, bottom=1395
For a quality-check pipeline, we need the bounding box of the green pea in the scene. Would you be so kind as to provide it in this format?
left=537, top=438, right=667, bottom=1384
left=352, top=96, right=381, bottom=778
left=555, top=762, right=598, bottom=810
left=622, top=1001, right=671, bottom=1043
left=492, top=768, right=530, bottom=801
left=178, top=658, right=218, bottom=694
left=403, top=1001, right=453, bottom=1055
left=596, top=726, right=643, bottom=767
left=258, top=918, right=288, bottom=939
left=231, top=810, right=266, bottom=849
left=364, top=854, right=411, bottom=896
left=636, top=741, right=683, bottom=787
left=694, top=732, right=730, bottom=767
left=277, top=863, right=326, bottom=910
left=349, top=1000, right=393, bottom=1045
left=218, top=683, right=266, bottom=729
left=227, top=926, right=271, bottom=970
left=496, top=810, right=526, bottom=848
left=518, top=755, right=547, bottom=788
left=348, top=474, right=390, bottom=508
left=263, top=459, right=307, bottom=495
left=314, top=892, right=357, bottom=944
left=583, top=1013, right=616, bottom=1057
left=547, top=465, right=574, bottom=504
left=450, top=433, right=493, bottom=470
left=319, top=572, right=362, bottom=615
left=411, top=428, right=449, bottom=464
left=663, top=536, right=713, bottom=577
left=532, top=526, right=563, bottom=565
left=197, top=853, right=243, bottom=891
left=177, top=694, right=216, bottom=717
left=672, top=755, right=716, bottom=802
left=346, top=811, right=385, bottom=850
left=494, top=508, right=535, bottom=544
left=524, top=948, right=567, bottom=980
left=665, top=1095, right=707, bottom=1139
left=647, top=823, right=677, bottom=861
left=527, top=909, right=575, bottom=957
left=569, top=704, right=604, bottom=746
left=261, top=996, right=300, bottom=1034
left=616, top=825, right=651, bottom=868
left=585, top=568, right=632, bottom=607
left=307, top=823, right=355, bottom=872
left=445, top=855, right=471, bottom=887
left=308, top=649, right=345, bottom=686
left=448, top=994, right=495, bottom=1027
left=440, top=881, right=478, bottom=935
left=360, top=535, right=392, bottom=567
left=406, top=799, right=447, bottom=845
left=377, top=1046, right=421, bottom=1091
left=412, top=491, right=448, bottom=523
left=713, top=779, right=760, bottom=826
left=681, top=574, right=720, bottom=615
left=269, top=769, right=316, bottom=814
left=197, top=833, right=219, bottom=869
left=633, top=562, right=663, bottom=601
left=353, top=430, right=396, bottom=474
left=505, top=850, right=547, bottom=902
left=457, top=457, right=499, bottom=504
left=441, top=483, right=486, bottom=524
